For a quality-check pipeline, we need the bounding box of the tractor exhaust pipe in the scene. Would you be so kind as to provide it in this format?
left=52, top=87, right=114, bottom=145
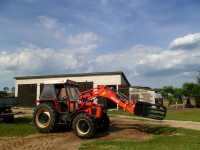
left=134, top=101, right=167, bottom=120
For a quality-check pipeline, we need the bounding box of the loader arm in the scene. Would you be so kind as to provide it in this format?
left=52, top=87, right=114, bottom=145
left=80, top=85, right=167, bottom=120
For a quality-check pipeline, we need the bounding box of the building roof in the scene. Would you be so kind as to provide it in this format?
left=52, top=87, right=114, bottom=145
left=131, top=86, right=153, bottom=90
left=15, top=71, right=130, bottom=86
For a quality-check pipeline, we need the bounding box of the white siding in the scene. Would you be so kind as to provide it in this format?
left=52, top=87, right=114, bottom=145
left=15, top=73, right=132, bottom=100
left=16, top=75, right=122, bottom=88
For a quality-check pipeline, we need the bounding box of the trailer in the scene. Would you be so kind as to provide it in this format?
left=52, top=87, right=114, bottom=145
left=0, top=97, right=18, bottom=123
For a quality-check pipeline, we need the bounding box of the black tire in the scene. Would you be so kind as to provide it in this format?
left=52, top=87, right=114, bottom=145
left=98, top=113, right=110, bottom=131
left=33, top=103, right=57, bottom=133
left=72, top=113, right=96, bottom=138
left=3, top=115, right=14, bottom=123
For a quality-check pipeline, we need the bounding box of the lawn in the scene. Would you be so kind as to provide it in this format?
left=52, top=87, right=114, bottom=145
left=94, top=108, right=200, bottom=150
left=109, top=108, right=200, bottom=122
left=166, top=108, right=200, bottom=122
left=80, top=128, right=200, bottom=150
left=0, top=112, right=199, bottom=150
left=0, top=117, right=37, bottom=137
left=108, top=109, right=133, bottom=116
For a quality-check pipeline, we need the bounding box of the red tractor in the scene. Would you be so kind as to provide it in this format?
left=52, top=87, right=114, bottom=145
left=33, top=80, right=166, bottom=138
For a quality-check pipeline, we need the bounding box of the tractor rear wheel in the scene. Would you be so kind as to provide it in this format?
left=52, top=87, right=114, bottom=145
left=33, top=104, right=57, bottom=133
left=72, top=113, right=96, bottom=138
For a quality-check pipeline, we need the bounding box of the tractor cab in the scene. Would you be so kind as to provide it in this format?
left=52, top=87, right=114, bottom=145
left=38, top=80, right=80, bottom=112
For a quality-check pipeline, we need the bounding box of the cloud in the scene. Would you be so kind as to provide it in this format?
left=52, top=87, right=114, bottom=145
left=38, top=16, right=66, bottom=40
left=67, top=32, right=100, bottom=47
left=1, top=41, right=200, bottom=87
left=38, top=16, right=101, bottom=53
left=2, top=36, right=198, bottom=78
left=0, top=47, right=84, bottom=75
left=170, top=33, right=200, bottom=49
left=0, top=29, right=101, bottom=76
left=2, top=15, right=200, bottom=87
left=93, top=44, right=200, bottom=78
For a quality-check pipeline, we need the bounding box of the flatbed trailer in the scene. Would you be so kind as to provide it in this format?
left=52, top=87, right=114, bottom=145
left=0, top=97, right=18, bottom=122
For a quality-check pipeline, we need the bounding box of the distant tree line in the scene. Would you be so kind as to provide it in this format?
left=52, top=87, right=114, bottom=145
left=2, top=86, right=15, bottom=93
left=156, top=72, right=200, bottom=108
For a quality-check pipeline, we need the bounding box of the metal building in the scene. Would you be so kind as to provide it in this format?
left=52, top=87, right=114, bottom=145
left=15, top=71, right=130, bottom=107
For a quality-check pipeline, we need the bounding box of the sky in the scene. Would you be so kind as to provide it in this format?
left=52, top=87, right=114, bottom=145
left=0, top=0, right=200, bottom=89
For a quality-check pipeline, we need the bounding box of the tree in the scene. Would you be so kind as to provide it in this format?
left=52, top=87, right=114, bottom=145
left=194, top=71, right=200, bottom=107
left=182, top=83, right=200, bottom=107
left=173, top=88, right=184, bottom=104
left=191, top=84, right=200, bottom=107
left=197, top=71, right=200, bottom=85
left=163, top=86, right=174, bottom=95
left=3, top=87, right=9, bottom=92
left=160, top=86, right=176, bottom=105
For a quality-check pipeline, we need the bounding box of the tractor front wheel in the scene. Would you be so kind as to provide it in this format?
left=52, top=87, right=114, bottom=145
left=72, top=113, right=96, bottom=138
left=33, top=104, right=57, bottom=133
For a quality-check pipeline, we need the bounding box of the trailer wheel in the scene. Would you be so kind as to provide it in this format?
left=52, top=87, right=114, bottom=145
left=3, top=115, right=14, bottom=123
left=72, top=113, right=96, bottom=138
left=33, top=104, right=57, bottom=133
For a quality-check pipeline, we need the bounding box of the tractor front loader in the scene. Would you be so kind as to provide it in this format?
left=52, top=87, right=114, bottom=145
left=33, top=80, right=166, bottom=138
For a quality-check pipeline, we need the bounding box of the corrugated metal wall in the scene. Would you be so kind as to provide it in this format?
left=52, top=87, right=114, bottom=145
left=18, top=84, right=37, bottom=107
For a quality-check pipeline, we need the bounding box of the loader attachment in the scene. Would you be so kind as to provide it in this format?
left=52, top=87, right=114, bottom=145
left=134, top=101, right=167, bottom=120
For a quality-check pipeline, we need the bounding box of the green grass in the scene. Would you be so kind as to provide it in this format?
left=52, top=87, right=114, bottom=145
left=0, top=117, right=37, bottom=137
left=109, top=108, right=200, bottom=122
left=96, top=108, right=200, bottom=149
left=166, top=108, right=200, bottom=122
left=80, top=128, right=200, bottom=150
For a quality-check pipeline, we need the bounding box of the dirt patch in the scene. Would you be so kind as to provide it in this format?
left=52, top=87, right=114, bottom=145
left=0, top=117, right=157, bottom=150
left=162, top=120, right=200, bottom=130
left=0, top=115, right=182, bottom=150
left=0, top=133, right=82, bottom=150
left=97, top=118, right=153, bottom=141
left=3, top=108, right=197, bottom=150
left=116, top=114, right=200, bottom=131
